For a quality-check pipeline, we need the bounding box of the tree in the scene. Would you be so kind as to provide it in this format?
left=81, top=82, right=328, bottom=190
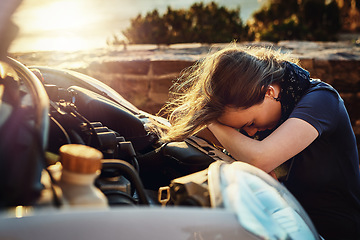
left=122, top=10, right=170, bottom=45
left=249, top=0, right=343, bottom=41
left=163, top=7, right=193, bottom=43
left=121, top=2, right=252, bottom=45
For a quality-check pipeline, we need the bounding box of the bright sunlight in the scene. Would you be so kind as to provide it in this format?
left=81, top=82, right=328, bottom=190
left=11, top=0, right=112, bottom=52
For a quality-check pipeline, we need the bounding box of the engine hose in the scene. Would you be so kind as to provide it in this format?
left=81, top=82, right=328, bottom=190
left=102, top=189, right=137, bottom=206
left=49, top=116, right=71, bottom=144
left=63, top=105, right=100, bottom=146
left=101, top=159, right=149, bottom=205
left=131, top=156, right=140, bottom=173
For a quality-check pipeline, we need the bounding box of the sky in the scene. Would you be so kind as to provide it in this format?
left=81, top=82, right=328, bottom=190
left=9, top=0, right=265, bottom=53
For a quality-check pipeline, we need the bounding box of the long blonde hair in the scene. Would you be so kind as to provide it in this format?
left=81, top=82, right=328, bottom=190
left=157, top=44, right=299, bottom=142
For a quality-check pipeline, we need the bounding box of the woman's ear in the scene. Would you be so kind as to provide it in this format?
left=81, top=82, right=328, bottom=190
left=265, top=85, right=276, bottom=98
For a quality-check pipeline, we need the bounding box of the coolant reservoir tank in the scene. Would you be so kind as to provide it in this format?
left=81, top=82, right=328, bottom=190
left=60, top=144, right=103, bottom=174
left=59, top=144, right=108, bottom=208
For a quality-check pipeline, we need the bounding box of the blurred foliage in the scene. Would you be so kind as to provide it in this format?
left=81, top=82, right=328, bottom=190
left=121, top=10, right=169, bottom=45
left=249, top=0, right=355, bottom=42
left=338, top=0, right=360, bottom=32
left=110, top=0, right=359, bottom=45
left=120, top=2, right=252, bottom=45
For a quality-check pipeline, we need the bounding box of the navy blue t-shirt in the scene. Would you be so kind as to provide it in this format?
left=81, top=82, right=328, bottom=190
left=284, top=79, right=360, bottom=239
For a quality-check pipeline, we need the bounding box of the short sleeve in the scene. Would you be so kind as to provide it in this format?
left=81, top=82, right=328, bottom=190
left=289, top=89, right=340, bottom=136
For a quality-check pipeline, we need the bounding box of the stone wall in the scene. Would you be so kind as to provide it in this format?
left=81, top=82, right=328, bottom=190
left=86, top=59, right=193, bottom=114
left=10, top=41, right=360, bottom=153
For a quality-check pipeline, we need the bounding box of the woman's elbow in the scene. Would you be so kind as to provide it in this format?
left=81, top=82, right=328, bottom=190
left=233, top=151, right=275, bottom=173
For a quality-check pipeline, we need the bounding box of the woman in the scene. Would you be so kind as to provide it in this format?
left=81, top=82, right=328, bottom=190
left=159, top=45, right=360, bottom=239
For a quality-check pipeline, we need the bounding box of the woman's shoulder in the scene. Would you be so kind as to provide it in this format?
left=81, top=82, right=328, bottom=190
left=300, top=79, right=342, bottom=106
left=296, top=79, right=342, bottom=114
left=308, top=79, right=339, bottom=95
left=292, top=80, right=343, bottom=135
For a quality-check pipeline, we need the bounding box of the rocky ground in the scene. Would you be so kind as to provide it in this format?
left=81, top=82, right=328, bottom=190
left=9, top=40, right=360, bottom=70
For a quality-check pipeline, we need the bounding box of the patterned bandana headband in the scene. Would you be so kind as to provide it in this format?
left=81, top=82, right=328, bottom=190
left=277, top=61, right=311, bottom=123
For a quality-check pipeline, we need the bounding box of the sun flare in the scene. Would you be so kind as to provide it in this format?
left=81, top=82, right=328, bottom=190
left=34, top=1, right=92, bottom=31
left=11, top=0, right=105, bottom=52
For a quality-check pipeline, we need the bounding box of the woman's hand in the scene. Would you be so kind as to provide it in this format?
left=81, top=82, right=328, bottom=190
left=269, top=170, right=278, bottom=181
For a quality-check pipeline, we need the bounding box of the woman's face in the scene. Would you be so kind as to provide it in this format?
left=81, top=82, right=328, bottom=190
left=217, top=86, right=282, bottom=137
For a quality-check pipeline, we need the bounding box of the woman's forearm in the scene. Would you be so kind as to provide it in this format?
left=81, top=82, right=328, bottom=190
left=207, top=118, right=318, bottom=173
left=207, top=122, right=269, bottom=170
